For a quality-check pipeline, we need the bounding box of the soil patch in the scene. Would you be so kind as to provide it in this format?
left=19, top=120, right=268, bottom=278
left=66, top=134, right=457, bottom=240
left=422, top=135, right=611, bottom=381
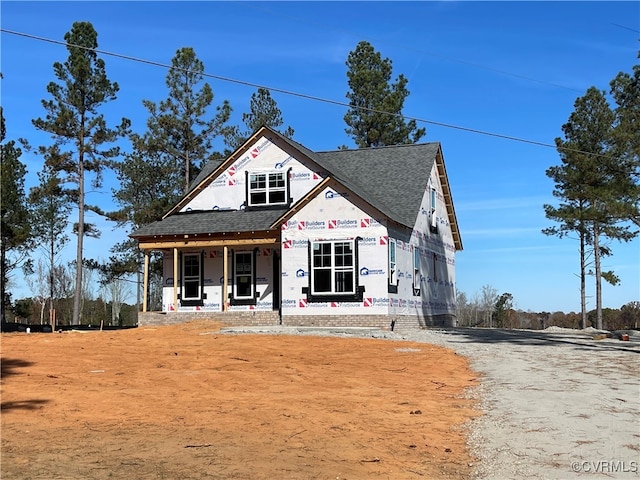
left=1, top=320, right=479, bottom=479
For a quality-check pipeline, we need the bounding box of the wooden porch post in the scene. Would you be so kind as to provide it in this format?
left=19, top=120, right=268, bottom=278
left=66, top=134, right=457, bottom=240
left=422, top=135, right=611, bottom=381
left=173, top=248, right=179, bottom=311
left=223, top=246, right=228, bottom=312
left=142, top=250, right=149, bottom=313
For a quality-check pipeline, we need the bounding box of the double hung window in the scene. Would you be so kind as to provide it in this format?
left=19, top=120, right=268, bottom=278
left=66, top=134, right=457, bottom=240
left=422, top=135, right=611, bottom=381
left=312, top=241, right=354, bottom=294
left=248, top=171, right=287, bottom=206
left=305, top=239, right=364, bottom=302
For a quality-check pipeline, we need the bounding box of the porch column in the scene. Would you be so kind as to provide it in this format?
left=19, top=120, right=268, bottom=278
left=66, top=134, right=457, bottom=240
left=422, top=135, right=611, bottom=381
left=142, top=250, right=149, bottom=313
left=223, top=246, right=228, bottom=312
left=173, top=247, right=179, bottom=311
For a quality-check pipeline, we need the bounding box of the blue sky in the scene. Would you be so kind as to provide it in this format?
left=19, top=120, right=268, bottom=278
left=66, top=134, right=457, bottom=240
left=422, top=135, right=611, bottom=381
left=1, top=1, right=638, bottom=313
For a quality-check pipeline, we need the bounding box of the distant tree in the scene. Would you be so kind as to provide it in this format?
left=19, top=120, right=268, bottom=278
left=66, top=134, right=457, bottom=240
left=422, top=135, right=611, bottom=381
left=587, top=308, right=618, bottom=331
left=225, top=88, right=295, bottom=151
left=138, top=47, right=232, bottom=194
left=1, top=107, right=32, bottom=322
left=26, top=259, right=50, bottom=324
left=456, top=290, right=470, bottom=327
left=564, top=311, right=583, bottom=329
left=457, top=289, right=484, bottom=327
left=493, top=293, right=514, bottom=329
left=538, top=311, right=551, bottom=330
left=618, top=301, right=640, bottom=329
left=52, top=262, right=75, bottom=325
left=344, top=41, right=425, bottom=148
left=28, top=163, right=72, bottom=325
left=479, top=284, right=498, bottom=327
left=101, top=277, right=131, bottom=327
left=548, top=311, right=568, bottom=328
left=31, top=21, right=129, bottom=325
left=13, top=298, right=33, bottom=321
left=546, top=86, right=638, bottom=330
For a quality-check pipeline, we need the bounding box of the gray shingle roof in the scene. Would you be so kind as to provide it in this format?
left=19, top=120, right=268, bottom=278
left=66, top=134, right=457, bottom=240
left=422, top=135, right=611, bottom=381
left=131, top=207, right=287, bottom=238
left=314, top=143, right=438, bottom=228
left=186, top=158, right=224, bottom=194
left=131, top=127, right=444, bottom=239
left=275, top=132, right=439, bottom=228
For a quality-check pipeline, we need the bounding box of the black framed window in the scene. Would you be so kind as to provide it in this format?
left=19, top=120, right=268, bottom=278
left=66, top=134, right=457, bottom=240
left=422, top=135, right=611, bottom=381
left=413, top=247, right=421, bottom=296
left=247, top=171, right=288, bottom=207
left=180, top=251, right=205, bottom=306
left=230, top=249, right=258, bottom=305
left=388, top=239, right=398, bottom=293
left=235, top=252, right=254, bottom=298
left=303, top=239, right=364, bottom=302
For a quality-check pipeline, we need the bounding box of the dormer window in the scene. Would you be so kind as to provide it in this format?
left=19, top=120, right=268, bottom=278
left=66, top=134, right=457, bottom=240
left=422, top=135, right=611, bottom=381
left=246, top=170, right=290, bottom=207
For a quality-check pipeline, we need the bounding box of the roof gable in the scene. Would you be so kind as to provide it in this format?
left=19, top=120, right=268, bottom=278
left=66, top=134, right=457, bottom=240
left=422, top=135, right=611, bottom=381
left=132, top=127, right=461, bottom=251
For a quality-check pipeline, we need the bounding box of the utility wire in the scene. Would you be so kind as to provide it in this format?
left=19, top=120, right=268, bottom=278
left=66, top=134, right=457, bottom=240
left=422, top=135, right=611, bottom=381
left=244, top=3, right=586, bottom=94
left=0, top=28, right=629, bottom=162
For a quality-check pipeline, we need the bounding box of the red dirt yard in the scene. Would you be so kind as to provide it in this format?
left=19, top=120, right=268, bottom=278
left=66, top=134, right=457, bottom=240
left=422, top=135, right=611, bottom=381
left=1, top=321, right=479, bottom=479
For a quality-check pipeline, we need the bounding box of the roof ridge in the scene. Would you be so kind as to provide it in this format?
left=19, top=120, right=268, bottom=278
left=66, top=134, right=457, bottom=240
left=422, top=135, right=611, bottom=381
left=316, top=141, right=440, bottom=154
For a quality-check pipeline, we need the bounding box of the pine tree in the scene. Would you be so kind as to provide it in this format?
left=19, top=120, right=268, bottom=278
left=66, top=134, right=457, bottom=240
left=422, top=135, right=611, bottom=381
left=109, top=148, right=183, bottom=311
left=31, top=22, right=129, bottom=325
left=545, top=86, right=638, bottom=329
left=139, top=47, right=232, bottom=194
left=225, top=88, right=295, bottom=151
left=0, top=107, right=32, bottom=322
left=28, top=163, right=72, bottom=324
left=609, top=57, right=640, bottom=228
left=344, top=41, right=425, bottom=148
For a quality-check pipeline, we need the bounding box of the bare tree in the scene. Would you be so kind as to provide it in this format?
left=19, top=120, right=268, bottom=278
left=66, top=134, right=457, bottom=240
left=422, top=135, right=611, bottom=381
left=27, top=259, right=49, bottom=324
left=480, top=285, right=498, bottom=328
left=103, top=278, right=131, bottom=327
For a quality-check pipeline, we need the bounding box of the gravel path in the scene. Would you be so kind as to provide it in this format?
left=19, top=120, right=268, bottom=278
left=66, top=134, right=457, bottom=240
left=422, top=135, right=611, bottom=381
left=222, top=325, right=640, bottom=479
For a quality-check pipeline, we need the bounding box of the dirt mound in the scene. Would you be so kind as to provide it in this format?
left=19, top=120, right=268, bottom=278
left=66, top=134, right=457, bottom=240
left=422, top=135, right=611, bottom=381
left=2, top=320, right=479, bottom=479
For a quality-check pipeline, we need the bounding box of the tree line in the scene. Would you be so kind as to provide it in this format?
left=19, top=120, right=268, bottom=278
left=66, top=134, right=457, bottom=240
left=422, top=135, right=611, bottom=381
left=457, top=287, right=639, bottom=331
left=1, top=21, right=422, bottom=326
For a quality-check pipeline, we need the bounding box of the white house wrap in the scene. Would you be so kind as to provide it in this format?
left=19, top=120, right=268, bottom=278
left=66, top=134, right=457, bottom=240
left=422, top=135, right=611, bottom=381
left=131, top=126, right=462, bottom=329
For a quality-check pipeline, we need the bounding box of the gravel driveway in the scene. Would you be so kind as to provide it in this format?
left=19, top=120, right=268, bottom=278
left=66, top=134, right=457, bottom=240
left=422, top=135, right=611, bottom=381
left=405, top=327, right=640, bottom=479
left=223, top=325, right=640, bottom=479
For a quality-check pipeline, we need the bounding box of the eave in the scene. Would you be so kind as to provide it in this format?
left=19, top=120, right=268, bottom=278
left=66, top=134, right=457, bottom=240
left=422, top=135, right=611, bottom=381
left=137, top=230, right=280, bottom=251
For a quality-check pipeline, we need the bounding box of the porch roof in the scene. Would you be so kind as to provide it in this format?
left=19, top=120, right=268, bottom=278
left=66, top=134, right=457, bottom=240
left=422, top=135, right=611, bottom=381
left=130, top=207, right=287, bottom=239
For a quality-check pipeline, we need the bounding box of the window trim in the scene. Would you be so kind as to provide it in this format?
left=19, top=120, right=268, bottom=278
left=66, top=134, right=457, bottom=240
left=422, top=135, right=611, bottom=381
left=245, top=168, right=292, bottom=209
left=303, top=238, right=365, bottom=302
left=229, top=248, right=259, bottom=306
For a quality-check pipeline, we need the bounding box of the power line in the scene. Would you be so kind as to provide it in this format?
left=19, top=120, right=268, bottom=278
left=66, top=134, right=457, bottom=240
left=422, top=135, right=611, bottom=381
left=244, top=3, right=587, bottom=94
left=0, top=28, right=627, bottom=162
left=611, top=23, right=640, bottom=34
